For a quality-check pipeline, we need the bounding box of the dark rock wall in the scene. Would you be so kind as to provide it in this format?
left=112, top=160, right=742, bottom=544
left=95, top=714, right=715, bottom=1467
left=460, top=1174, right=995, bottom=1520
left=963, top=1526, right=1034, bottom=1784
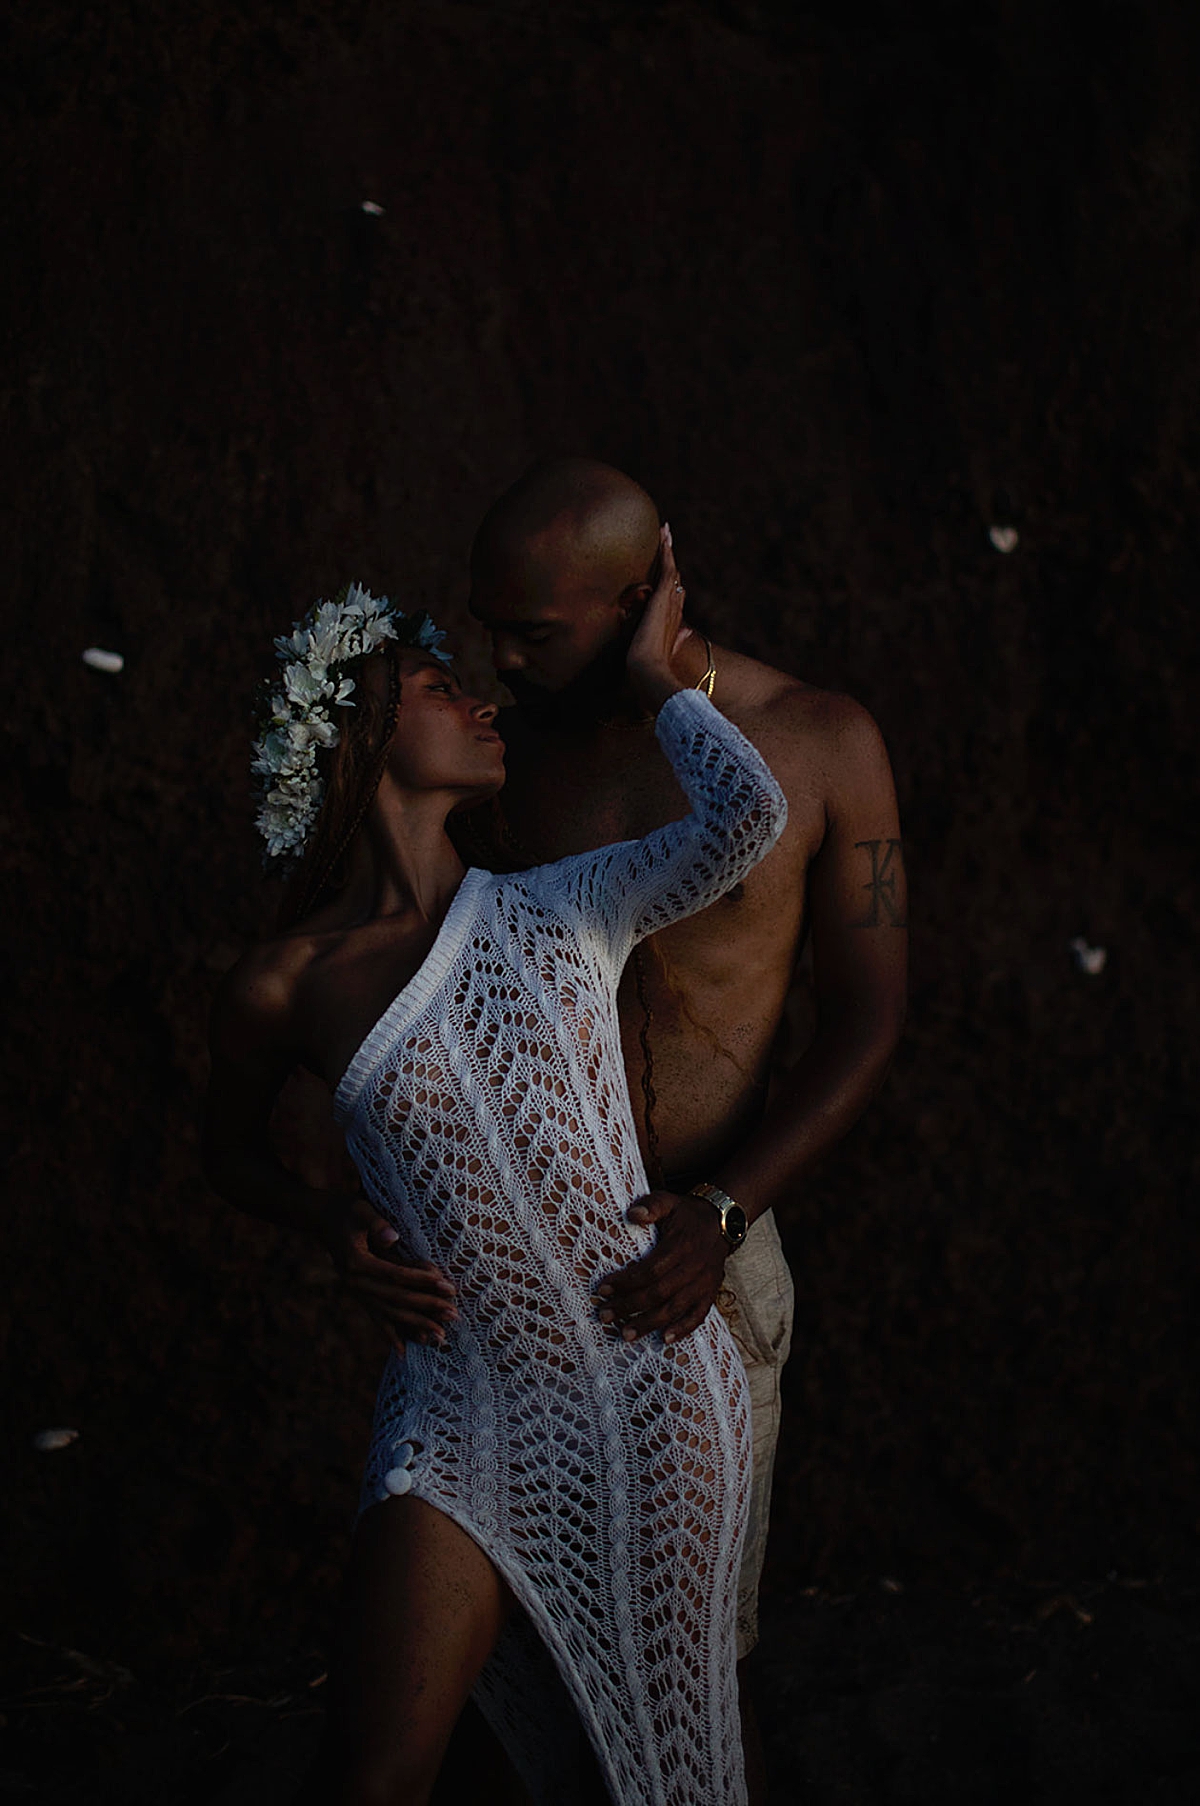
left=4, top=0, right=1197, bottom=1662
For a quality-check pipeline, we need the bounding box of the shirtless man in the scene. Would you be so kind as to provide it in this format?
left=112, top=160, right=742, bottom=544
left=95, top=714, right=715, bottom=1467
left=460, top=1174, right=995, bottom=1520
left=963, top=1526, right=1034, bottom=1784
left=465, top=457, right=907, bottom=1797
left=261, top=459, right=905, bottom=1800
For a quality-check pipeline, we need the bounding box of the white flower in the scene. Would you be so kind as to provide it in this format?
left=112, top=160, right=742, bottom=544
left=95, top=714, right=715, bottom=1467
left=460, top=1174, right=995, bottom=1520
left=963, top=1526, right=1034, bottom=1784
left=274, top=625, right=308, bottom=660
left=283, top=661, right=327, bottom=707
left=254, top=583, right=451, bottom=862
left=251, top=728, right=291, bottom=775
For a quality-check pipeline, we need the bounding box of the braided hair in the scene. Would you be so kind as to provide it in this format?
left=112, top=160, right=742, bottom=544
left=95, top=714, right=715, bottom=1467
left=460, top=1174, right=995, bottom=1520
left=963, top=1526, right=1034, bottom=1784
left=276, top=641, right=403, bottom=931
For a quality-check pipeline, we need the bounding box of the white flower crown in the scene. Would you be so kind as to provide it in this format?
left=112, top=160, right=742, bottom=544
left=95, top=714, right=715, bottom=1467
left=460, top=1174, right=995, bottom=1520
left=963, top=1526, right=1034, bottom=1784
left=252, top=582, right=450, bottom=860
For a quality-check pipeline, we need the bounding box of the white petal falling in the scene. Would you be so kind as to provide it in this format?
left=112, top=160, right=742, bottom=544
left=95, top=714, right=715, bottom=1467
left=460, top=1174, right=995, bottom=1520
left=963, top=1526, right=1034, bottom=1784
left=988, top=525, right=1019, bottom=554
left=1069, top=937, right=1107, bottom=976
left=33, top=1427, right=80, bottom=1451
left=360, top=200, right=385, bottom=215
left=82, top=647, right=124, bottom=673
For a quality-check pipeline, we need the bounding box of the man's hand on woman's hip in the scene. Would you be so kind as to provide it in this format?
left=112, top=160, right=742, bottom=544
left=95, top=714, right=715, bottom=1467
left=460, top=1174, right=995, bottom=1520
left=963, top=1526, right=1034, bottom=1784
left=596, top=1190, right=729, bottom=1344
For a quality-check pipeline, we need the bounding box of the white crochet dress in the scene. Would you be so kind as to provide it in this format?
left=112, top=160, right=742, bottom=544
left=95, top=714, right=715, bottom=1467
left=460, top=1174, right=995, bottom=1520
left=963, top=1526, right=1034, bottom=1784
left=333, top=689, right=787, bottom=1805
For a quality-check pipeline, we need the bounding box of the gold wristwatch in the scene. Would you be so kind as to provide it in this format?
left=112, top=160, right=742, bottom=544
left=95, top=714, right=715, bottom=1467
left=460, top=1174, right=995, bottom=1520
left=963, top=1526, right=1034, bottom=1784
left=689, top=1182, right=749, bottom=1251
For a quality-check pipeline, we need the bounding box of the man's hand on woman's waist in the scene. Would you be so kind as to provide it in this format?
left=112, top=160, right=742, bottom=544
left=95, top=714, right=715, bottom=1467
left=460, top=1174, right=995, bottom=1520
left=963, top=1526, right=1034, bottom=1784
left=595, top=1188, right=730, bottom=1345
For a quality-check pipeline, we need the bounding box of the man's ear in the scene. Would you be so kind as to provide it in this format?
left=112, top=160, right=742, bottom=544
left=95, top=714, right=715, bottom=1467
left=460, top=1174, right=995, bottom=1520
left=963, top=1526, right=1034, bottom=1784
left=617, top=581, right=653, bottom=620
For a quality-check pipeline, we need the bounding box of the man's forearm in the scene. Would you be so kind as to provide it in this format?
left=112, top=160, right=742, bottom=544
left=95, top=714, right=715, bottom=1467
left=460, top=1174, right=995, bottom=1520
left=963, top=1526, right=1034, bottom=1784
left=204, top=1130, right=458, bottom=1347
left=203, top=1136, right=342, bottom=1240
left=709, top=1015, right=902, bottom=1223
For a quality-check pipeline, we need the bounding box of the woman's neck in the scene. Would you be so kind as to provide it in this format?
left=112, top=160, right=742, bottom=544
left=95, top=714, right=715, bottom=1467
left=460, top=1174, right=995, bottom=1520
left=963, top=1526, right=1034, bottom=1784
left=342, top=784, right=467, bottom=926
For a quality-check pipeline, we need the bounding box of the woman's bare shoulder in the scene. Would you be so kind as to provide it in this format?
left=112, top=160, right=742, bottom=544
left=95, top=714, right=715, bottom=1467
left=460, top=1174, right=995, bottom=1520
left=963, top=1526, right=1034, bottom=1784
left=211, top=925, right=328, bottom=1060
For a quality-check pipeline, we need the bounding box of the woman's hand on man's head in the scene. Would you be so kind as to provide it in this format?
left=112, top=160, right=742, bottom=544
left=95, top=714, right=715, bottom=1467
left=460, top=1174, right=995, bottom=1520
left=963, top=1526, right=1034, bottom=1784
left=625, top=524, right=694, bottom=715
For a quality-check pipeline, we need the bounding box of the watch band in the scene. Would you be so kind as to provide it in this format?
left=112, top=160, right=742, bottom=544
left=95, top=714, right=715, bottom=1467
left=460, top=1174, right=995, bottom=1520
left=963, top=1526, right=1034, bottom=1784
left=688, top=1181, right=748, bottom=1249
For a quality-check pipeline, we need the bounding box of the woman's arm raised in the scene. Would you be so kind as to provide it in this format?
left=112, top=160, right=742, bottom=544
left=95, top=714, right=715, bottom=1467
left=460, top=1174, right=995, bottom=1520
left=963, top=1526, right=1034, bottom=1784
left=203, top=949, right=457, bottom=1353
left=554, top=526, right=788, bottom=961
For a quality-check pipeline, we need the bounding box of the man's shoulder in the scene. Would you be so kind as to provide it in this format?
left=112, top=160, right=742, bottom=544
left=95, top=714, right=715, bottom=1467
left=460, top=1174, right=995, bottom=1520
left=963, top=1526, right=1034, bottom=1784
left=719, top=647, right=885, bottom=768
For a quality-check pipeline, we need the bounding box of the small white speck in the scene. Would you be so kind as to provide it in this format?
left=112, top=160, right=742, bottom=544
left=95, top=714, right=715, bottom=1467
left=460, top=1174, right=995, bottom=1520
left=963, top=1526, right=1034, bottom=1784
left=989, top=525, right=1019, bottom=554
left=33, top=1427, right=79, bottom=1452
left=82, top=647, right=124, bottom=673
left=880, top=1576, right=904, bottom=1593
left=1070, top=937, right=1107, bottom=976
left=360, top=200, right=385, bottom=216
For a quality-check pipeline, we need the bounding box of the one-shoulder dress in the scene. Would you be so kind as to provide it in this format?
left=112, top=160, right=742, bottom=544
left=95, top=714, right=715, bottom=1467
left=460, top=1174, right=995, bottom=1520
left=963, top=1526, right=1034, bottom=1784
left=332, top=688, right=788, bottom=1806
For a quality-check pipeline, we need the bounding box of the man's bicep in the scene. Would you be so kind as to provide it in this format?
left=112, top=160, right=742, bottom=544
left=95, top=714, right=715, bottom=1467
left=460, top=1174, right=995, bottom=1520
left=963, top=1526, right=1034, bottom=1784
left=808, top=709, right=907, bottom=1016
left=271, top=1065, right=356, bottom=1192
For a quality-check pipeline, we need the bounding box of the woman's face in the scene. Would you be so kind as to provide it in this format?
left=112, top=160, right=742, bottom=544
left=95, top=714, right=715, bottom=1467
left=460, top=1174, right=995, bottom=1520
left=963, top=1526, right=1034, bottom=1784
left=383, top=653, right=504, bottom=799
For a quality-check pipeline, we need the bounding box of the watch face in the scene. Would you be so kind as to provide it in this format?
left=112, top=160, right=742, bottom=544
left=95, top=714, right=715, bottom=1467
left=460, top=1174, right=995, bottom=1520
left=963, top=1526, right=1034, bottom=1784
left=723, top=1204, right=749, bottom=1247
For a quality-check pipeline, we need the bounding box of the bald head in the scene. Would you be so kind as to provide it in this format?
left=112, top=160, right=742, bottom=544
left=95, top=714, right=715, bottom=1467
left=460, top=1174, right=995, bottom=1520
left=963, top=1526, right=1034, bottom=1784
left=471, top=457, right=661, bottom=597
left=469, top=459, right=665, bottom=712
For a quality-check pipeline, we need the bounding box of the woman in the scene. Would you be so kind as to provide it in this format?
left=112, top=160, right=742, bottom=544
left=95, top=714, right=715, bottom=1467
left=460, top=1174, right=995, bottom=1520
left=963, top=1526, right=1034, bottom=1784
left=204, top=529, right=787, bottom=1805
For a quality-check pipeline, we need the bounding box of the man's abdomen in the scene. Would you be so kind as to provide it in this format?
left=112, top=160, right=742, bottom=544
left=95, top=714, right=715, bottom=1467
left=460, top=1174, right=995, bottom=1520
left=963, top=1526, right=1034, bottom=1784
left=616, top=939, right=792, bottom=1181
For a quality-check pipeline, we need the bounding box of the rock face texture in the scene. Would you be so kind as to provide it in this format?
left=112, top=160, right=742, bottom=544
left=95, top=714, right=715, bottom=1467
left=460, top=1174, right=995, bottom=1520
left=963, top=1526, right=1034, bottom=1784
left=4, top=1, right=1197, bottom=1663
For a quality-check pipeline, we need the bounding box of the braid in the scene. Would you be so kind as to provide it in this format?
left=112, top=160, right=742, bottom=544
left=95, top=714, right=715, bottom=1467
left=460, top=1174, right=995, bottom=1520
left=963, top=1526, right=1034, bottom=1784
left=279, top=642, right=403, bottom=929
left=450, top=796, right=533, bottom=875
left=320, top=644, right=401, bottom=895
left=291, top=847, right=330, bottom=932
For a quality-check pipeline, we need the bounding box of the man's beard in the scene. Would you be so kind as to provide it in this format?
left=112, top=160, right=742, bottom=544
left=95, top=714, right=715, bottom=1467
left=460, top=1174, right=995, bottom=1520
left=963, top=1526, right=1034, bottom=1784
left=504, top=627, right=641, bottom=729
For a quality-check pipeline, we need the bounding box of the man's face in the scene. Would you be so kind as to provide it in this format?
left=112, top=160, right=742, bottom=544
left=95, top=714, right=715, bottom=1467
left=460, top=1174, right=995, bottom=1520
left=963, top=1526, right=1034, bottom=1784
left=469, top=559, right=632, bottom=715
left=468, top=551, right=636, bottom=717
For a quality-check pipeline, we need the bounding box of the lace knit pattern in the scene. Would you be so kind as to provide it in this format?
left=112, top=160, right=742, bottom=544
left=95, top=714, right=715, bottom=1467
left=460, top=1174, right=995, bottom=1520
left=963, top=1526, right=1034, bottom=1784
left=333, top=690, right=787, bottom=1806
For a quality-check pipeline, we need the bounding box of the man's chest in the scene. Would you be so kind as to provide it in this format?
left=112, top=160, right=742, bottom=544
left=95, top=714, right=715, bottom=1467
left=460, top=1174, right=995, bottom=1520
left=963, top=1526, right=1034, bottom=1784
left=499, top=725, right=820, bottom=964
left=501, top=741, right=690, bottom=856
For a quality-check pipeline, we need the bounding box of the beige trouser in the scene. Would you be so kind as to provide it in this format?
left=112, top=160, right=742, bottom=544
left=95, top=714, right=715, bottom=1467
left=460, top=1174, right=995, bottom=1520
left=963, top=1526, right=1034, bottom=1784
left=716, top=1208, right=795, bottom=1657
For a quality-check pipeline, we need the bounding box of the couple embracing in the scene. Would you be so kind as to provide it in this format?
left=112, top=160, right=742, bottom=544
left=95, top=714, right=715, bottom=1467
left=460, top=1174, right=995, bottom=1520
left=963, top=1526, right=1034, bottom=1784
left=204, top=458, right=906, bottom=1805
